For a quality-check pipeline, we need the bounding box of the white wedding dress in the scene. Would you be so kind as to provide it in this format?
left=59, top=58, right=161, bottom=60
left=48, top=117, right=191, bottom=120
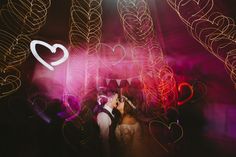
left=115, top=122, right=143, bottom=157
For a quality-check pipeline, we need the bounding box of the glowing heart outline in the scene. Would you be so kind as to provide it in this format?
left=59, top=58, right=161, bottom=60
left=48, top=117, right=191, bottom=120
left=0, top=66, right=21, bottom=98
left=177, top=82, right=194, bottom=106
left=96, top=43, right=127, bottom=66
left=30, top=40, right=69, bottom=71
left=149, top=120, right=184, bottom=152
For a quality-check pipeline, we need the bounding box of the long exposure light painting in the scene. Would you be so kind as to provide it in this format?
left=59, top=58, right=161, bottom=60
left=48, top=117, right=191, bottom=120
left=0, top=0, right=236, bottom=157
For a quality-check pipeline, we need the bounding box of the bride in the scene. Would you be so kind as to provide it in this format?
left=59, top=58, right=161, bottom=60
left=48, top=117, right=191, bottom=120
left=115, top=95, right=143, bottom=157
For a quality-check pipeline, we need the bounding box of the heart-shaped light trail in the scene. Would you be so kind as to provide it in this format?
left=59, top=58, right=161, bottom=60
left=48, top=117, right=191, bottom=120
left=0, top=66, right=21, bottom=98
left=97, top=43, right=127, bottom=66
left=149, top=120, right=184, bottom=152
left=177, top=82, right=194, bottom=106
left=30, top=40, right=69, bottom=71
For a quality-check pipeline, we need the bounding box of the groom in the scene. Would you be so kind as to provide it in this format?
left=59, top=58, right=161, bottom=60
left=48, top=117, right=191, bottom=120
left=97, top=91, right=121, bottom=157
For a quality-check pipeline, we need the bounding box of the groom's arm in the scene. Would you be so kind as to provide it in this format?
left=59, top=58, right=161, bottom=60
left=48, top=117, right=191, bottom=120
left=97, top=112, right=111, bottom=157
left=97, top=112, right=111, bottom=139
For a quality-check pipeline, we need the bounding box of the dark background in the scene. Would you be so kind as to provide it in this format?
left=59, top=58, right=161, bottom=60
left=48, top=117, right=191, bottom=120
left=1, top=0, right=236, bottom=157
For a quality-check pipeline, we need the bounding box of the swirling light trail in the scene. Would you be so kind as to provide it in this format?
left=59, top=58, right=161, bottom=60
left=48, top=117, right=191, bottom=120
left=69, top=0, right=103, bottom=95
left=0, top=0, right=51, bottom=98
left=166, top=0, right=236, bottom=88
left=69, top=0, right=103, bottom=54
left=117, top=0, right=176, bottom=109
